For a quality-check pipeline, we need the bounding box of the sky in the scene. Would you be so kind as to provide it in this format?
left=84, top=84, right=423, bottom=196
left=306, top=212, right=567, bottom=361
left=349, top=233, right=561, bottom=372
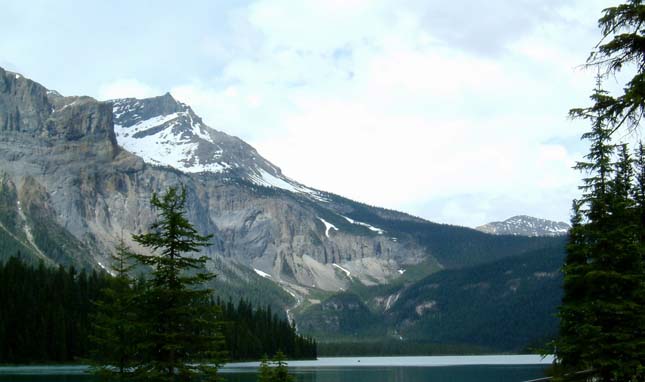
left=0, top=0, right=621, bottom=227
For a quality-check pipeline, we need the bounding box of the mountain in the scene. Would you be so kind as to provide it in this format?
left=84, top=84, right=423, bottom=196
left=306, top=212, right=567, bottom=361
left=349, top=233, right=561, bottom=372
left=112, top=94, right=324, bottom=198
left=0, top=67, right=566, bottom=349
left=385, top=244, right=564, bottom=351
left=297, top=243, right=565, bottom=352
left=1, top=67, right=423, bottom=288
left=476, top=215, right=570, bottom=237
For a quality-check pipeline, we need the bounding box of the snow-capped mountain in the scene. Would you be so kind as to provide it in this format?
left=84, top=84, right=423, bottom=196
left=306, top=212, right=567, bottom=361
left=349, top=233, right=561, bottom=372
left=112, top=94, right=325, bottom=199
left=476, top=215, right=570, bottom=237
left=0, top=66, right=568, bottom=350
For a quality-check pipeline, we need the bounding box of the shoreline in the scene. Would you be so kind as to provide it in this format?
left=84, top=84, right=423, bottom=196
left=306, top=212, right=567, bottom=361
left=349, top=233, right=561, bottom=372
left=0, top=355, right=554, bottom=375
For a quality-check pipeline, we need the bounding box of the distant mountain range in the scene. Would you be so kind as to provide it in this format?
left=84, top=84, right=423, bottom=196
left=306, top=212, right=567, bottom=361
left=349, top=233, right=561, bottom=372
left=476, top=215, right=570, bottom=237
left=0, top=67, right=567, bottom=352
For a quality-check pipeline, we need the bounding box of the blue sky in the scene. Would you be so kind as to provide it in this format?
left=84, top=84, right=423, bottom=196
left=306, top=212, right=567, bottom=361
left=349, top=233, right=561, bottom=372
left=1, top=0, right=618, bottom=227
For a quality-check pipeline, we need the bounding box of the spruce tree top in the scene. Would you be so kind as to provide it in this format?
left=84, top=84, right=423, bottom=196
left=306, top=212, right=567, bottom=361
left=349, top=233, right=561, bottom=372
left=583, top=0, right=645, bottom=133
left=132, top=186, right=214, bottom=286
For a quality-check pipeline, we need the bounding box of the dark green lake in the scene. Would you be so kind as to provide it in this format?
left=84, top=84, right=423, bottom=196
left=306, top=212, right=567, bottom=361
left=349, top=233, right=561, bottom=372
left=0, top=356, right=552, bottom=382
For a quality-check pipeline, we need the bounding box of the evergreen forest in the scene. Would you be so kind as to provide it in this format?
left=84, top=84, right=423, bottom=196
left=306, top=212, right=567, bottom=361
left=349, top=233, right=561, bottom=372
left=0, top=255, right=316, bottom=365
left=550, top=1, right=645, bottom=380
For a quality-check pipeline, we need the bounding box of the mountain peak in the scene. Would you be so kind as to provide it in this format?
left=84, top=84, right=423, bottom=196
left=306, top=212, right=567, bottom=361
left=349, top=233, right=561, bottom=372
left=109, top=94, right=327, bottom=200
left=476, top=215, right=570, bottom=237
left=112, top=93, right=187, bottom=125
left=112, top=94, right=233, bottom=173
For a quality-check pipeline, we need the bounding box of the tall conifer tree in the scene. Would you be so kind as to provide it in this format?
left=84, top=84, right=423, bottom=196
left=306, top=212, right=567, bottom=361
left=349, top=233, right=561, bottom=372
left=555, top=82, right=645, bottom=380
left=577, top=1, right=645, bottom=134
left=90, top=238, right=139, bottom=380
left=131, top=186, right=224, bottom=381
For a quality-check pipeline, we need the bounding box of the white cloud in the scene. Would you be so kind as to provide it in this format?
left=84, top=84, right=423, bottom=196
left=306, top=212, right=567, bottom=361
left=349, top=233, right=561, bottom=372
left=3, top=0, right=615, bottom=227
left=97, top=79, right=161, bottom=101
left=166, top=0, right=607, bottom=226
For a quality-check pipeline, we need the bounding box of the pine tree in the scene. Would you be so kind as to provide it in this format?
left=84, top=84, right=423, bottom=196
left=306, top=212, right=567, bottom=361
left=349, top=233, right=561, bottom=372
left=271, top=351, right=293, bottom=382
left=256, top=352, right=294, bottom=382
left=578, top=0, right=645, bottom=134
left=257, top=355, right=273, bottom=382
left=130, top=186, right=225, bottom=381
left=554, top=82, right=645, bottom=381
left=633, top=143, right=645, bottom=242
left=89, top=238, right=139, bottom=380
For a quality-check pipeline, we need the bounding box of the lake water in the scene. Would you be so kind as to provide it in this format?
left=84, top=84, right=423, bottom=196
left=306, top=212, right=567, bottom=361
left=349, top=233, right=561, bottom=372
left=0, top=355, right=553, bottom=382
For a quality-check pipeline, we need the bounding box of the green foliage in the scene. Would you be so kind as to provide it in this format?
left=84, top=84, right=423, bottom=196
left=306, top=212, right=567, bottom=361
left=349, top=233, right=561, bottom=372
left=0, top=256, right=111, bottom=363
left=209, top=257, right=295, bottom=318
left=297, top=292, right=386, bottom=339
left=554, top=78, right=645, bottom=381
left=575, top=0, right=645, bottom=134
left=219, top=298, right=316, bottom=361
left=0, top=257, right=316, bottom=366
left=89, top=239, right=139, bottom=380
left=256, top=352, right=294, bottom=382
left=26, top=203, right=87, bottom=267
left=0, top=177, right=49, bottom=265
left=0, top=175, right=93, bottom=268
left=389, top=246, right=565, bottom=352
left=271, top=352, right=293, bottom=382
left=257, top=355, right=273, bottom=382
left=126, top=186, right=224, bottom=381
left=0, top=174, right=18, bottom=235
left=0, top=229, right=39, bottom=265
left=294, top=244, right=565, bottom=353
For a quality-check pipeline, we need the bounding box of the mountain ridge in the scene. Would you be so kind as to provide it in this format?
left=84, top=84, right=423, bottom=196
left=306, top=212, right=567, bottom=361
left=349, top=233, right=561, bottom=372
left=110, top=93, right=328, bottom=202
left=476, top=215, right=570, bottom=237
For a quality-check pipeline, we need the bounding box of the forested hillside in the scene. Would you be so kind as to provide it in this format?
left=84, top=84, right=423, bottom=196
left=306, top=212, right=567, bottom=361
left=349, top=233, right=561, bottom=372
left=0, top=256, right=316, bottom=364
left=297, top=244, right=565, bottom=353
left=388, top=246, right=565, bottom=351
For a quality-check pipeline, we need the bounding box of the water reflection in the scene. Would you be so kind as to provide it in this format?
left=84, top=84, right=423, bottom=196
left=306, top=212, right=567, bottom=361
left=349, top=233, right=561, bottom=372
left=220, top=365, right=547, bottom=382
left=0, top=358, right=549, bottom=382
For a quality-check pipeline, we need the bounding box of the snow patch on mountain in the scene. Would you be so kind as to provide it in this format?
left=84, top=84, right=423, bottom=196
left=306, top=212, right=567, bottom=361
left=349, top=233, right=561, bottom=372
left=114, top=113, right=230, bottom=173
left=318, top=217, right=338, bottom=238
left=248, top=169, right=329, bottom=201
left=254, top=268, right=272, bottom=278
left=97, top=261, right=116, bottom=277
left=342, top=215, right=385, bottom=234
left=332, top=263, right=352, bottom=278
left=113, top=98, right=228, bottom=173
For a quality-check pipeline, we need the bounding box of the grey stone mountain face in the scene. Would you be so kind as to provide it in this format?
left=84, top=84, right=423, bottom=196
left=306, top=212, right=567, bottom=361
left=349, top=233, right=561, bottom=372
left=476, top=215, right=570, bottom=237
left=0, top=67, right=430, bottom=301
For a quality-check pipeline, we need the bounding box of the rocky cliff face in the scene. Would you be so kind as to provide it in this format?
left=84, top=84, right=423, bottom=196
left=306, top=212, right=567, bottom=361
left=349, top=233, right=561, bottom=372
left=0, top=67, right=431, bottom=301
